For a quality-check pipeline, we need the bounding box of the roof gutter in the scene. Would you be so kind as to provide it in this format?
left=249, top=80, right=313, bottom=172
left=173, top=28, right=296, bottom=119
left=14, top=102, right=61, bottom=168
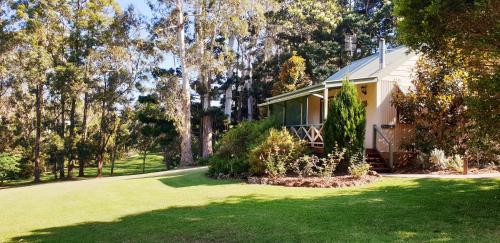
left=258, top=77, right=377, bottom=107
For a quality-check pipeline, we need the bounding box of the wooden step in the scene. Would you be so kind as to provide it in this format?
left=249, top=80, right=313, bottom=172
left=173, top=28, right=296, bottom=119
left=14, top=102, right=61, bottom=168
left=365, top=149, right=391, bottom=173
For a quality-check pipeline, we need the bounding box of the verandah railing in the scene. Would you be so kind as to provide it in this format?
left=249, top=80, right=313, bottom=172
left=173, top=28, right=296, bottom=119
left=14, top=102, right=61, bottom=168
left=373, top=124, right=394, bottom=170
left=286, top=124, right=324, bottom=148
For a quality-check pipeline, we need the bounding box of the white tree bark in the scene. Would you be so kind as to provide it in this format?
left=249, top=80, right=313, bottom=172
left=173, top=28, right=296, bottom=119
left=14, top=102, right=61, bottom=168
left=246, top=53, right=254, bottom=121
left=224, top=36, right=236, bottom=121
left=176, top=0, right=193, bottom=165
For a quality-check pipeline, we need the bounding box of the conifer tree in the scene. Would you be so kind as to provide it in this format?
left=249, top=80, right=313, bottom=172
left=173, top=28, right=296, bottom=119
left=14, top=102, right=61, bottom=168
left=323, top=80, right=366, bottom=172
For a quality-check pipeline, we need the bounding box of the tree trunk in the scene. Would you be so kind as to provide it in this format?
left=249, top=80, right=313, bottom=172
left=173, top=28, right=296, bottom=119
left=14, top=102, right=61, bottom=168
left=176, top=0, right=193, bottom=166
left=96, top=154, right=103, bottom=178
left=224, top=87, right=232, bottom=121
left=247, top=54, right=254, bottom=121
left=78, top=92, right=88, bottom=177
left=224, top=36, right=235, bottom=122
left=196, top=1, right=213, bottom=158
left=163, top=146, right=169, bottom=169
left=110, top=145, right=116, bottom=176
left=34, top=83, right=42, bottom=183
left=67, top=97, right=76, bottom=179
left=142, top=149, right=147, bottom=173
left=59, top=93, right=65, bottom=179
left=96, top=94, right=106, bottom=178
left=201, top=93, right=213, bottom=157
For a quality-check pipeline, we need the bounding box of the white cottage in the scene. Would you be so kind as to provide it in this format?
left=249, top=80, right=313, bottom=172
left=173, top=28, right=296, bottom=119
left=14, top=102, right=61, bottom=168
left=258, top=40, right=418, bottom=171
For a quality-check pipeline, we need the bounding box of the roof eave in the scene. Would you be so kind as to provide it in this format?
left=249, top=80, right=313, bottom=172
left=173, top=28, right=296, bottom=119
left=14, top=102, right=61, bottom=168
left=257, top=77, right=377, bottom=107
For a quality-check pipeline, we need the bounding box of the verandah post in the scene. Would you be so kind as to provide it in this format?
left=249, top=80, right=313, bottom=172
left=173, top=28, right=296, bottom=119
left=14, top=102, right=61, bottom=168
left=323, top=85, right=328, bottom=121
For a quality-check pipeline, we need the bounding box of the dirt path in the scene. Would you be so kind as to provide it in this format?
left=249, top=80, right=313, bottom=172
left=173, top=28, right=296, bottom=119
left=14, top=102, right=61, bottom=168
left=381, top=172, right=500, bottom=179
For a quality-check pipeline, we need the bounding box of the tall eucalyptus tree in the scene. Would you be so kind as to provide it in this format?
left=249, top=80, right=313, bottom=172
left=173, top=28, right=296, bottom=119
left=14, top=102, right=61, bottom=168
left=11, top=0, right=70, bottom=182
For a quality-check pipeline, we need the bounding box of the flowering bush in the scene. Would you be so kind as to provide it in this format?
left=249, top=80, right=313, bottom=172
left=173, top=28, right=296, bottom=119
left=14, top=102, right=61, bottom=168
left=249, top=128, right=307, bottom=177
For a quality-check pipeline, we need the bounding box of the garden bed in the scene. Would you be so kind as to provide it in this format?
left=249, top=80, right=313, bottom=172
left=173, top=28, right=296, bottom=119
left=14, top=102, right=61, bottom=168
left=248, top=172, right=380, bottom=188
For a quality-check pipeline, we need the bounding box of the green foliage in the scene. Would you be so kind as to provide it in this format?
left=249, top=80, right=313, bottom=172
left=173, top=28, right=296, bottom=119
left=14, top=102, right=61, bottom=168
left=0, top=153, right=20, bottom=184
left=264, top=0, right=396, bottom=83
left=195, top=157, right=211, bottom=166
left=43, top=133, right=65, bottom=173
left=392, top=58, right=469, bottom=154
left=272, top=52, right=311, bottom=95
left=76, top=141, right=95, bottom=166
left=394, top=0, right=496, bottom=62
left=394, top=0, right=499, bottom=165
left=291, top=148, right=345, bottom=178
left=348, top=161, right=370, bottom=178
left=208, top=119, right=278, bottom=177
left=135, top=94, right=177, bottom=153
left=208, top=157, right=249, bottom=178
left=324, top=80, right=366, bottom=172
left=348, top=153, right=370, bottom=178
left=465, top=72, right=500, bottom=165
left=215, top=119, right=278, bottom=160
left=249, top=128, right=307, bottom=177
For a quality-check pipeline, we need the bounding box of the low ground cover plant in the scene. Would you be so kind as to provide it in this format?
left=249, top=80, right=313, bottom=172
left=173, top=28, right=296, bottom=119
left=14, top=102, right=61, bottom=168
left=447, top=154, right=464, bottom=173
left=291, top=147, right=345, bottom=178
left=348, top=152, right=371, bottom=178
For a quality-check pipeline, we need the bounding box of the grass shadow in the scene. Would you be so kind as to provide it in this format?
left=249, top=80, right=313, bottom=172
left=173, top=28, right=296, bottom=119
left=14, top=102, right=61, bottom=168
left=157, top=169, right=242, bottom=188
left=9, top=177, right=500, bottom=242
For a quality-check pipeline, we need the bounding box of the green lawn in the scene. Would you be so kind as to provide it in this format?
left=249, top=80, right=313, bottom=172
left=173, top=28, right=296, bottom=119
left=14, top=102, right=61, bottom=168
left=3, top=153, right=166, bottom=187
left=0, top=168, right=498, bottom=242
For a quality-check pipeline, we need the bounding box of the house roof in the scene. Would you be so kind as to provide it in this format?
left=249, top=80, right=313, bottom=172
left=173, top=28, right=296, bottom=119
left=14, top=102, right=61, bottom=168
left=326, top=46, right=415, bottom=81
left=258, top=46, right=417, bottom=107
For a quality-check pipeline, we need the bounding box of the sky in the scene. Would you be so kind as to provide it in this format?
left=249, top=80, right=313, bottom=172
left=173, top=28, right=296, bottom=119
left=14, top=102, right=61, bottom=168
left=117, top=0, right=152, bottom=18
left=116, top=0, right=218, bottom=105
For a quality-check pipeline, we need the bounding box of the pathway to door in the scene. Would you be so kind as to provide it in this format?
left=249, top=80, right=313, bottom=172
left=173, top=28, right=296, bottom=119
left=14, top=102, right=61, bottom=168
left=381, top=172, right=500, bottom=179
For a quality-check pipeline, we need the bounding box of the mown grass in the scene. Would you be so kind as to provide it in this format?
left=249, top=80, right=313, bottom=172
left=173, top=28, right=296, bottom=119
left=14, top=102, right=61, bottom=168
left=2, top=153, right=166, bottom=187
left=0, top=168, right=498, bottom=242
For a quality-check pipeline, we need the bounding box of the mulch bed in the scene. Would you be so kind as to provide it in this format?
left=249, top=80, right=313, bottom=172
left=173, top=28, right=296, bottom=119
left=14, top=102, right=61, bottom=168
left=248, top=172, right=380, bottom=188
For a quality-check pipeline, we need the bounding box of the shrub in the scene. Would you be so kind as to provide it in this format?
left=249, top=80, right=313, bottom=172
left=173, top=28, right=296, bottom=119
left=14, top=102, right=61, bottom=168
left=208, top=157, right=248, bottom=178
left=429, top=148, right=447, bottom=169
left=215, top=118, right=277, bottom=159
left=324, top=80, right=366, bottom=172
left=319, top=149, right=345, bottom=178
left=349, top=162, right=371, bottom=178
left=195, top=156, right=211, bottom=166
left=290, top=155, right=317, bottom=177
left=0, top=153, right=21, bottom=185
left=44, top=133, right=65, bottom=174
left=416, top=152, right=428, bottom=169
left=208, top=119, right=278, bottom=177
left=348, top=153, right=370, bottom=178
left=447, top=154, right=464, bottom=173
left=249, top=128, right=307, bottom=177
left=292, top=152, right=344, bottom=179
